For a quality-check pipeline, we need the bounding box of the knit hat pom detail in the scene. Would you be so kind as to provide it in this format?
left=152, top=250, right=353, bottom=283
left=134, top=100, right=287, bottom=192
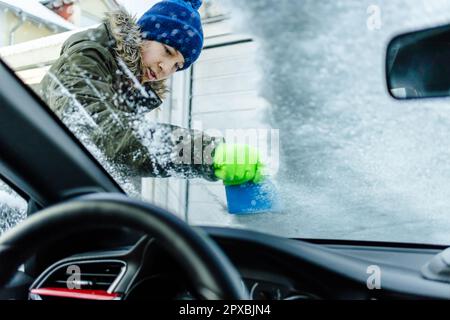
left=183, top=0, right=202, bottom=10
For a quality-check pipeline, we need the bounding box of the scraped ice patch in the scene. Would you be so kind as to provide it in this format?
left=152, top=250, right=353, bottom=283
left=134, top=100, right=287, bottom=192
left=49, top=58, right=206, bottom=198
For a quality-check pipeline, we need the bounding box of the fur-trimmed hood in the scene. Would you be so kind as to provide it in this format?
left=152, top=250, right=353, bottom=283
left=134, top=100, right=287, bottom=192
left=105, top=9, right=168, bottom=99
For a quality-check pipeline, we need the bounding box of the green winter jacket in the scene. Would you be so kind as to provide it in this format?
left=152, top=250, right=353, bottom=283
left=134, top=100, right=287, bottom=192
left=40, top=10, right=222, bottom=181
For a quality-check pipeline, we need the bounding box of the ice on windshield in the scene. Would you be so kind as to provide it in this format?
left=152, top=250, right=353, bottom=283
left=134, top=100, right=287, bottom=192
left=0, top=180, right=27, bottom=234
left=3, top=0, right=450, bottom=245
left=220, top=0, right=450, bottom=244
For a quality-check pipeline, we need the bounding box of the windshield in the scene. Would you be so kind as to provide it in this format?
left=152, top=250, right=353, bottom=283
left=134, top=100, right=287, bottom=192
left=2, top=0, right=450, bottom=245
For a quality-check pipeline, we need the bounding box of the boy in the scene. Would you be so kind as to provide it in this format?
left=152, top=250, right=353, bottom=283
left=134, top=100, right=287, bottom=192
left=41, top=0, right=263, bottom=186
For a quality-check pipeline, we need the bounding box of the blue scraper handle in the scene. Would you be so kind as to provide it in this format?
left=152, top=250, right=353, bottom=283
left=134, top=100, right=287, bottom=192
left=225, top=179, right=281, bottom=214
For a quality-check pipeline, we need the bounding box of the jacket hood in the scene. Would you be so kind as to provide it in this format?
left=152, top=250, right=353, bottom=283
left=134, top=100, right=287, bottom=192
left=105, top=9, right=168, bottom=99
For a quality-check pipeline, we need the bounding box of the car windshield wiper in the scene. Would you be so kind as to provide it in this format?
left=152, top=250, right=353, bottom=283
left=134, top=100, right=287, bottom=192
left=421, top=247, right=450, bottom=283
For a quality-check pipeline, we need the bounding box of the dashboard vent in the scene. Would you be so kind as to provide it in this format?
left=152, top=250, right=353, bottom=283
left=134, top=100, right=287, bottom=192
left=40, top=261, right=125, bottom=292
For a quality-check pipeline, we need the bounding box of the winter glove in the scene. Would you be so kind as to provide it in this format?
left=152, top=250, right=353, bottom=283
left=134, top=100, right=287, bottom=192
left=213, top=143, right=265, bottom=186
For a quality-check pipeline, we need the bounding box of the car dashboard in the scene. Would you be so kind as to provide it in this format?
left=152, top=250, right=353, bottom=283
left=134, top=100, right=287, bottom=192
left=3, top=226, right=449, bottom=300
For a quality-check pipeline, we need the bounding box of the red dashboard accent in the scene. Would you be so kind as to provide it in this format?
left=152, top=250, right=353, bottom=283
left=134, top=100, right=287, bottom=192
left=30, top=288, right=121, bottom=300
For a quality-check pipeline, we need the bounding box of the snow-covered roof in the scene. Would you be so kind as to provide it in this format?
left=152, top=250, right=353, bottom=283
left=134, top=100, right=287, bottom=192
left=0, top=0, right=76, bottom=31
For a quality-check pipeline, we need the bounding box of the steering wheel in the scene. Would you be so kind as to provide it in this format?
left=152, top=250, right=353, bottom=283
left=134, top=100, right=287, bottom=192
left=0, top=193, right=249, bottom=300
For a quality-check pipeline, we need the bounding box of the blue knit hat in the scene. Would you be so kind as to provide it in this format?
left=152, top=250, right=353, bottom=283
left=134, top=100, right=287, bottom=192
left=137, top=0, right=203, bottom=71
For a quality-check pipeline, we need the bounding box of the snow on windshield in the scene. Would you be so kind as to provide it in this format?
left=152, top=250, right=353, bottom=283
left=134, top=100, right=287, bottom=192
left=6, top=0, right=450, bottom=245
left=223, top=0, right=450, bottom=245
left=0, top=180, right=27, bottom=234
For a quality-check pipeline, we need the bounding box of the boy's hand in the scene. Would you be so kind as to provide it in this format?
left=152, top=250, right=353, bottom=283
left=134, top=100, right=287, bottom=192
left=213, top=143, right=265, bottom=186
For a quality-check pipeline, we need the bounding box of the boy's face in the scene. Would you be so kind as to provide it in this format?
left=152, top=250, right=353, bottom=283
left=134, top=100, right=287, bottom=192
left=141, top=40, right=185, bottom=82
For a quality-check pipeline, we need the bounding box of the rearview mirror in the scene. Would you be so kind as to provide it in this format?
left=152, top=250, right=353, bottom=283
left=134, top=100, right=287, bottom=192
left=387, top=24, right=450, bottom=99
